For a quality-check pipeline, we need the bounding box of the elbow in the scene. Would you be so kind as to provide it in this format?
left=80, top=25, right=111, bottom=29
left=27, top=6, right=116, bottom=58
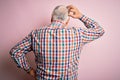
left=96, top=27, right=105, bottom=38
left=9, top=48, right=13, bottom=55
left=9, top=46, right=17, bottom=57
left=100, top=28, right=105, bottom=37
left=9, top=47, right=15, bottom=57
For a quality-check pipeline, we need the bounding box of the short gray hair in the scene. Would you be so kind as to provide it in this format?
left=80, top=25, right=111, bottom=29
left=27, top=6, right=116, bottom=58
left=51, top=5, right=69, bottom=22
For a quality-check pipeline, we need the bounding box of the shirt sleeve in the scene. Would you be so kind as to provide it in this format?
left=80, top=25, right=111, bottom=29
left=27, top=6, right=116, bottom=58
left=9, top=30, right=34, bottom=72
left=77, top=15, right=105, bottom=45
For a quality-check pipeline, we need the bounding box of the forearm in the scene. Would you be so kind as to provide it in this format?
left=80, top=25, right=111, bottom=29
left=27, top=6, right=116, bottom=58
left=9, top=31, right=33, bottom=72
left=78, top=15, right=105, bottom=45
left=79, top=15, right=105, bottom=34
left=67, top=5, right=104, bottom=33
left=9, top=47, right=32, bottom=72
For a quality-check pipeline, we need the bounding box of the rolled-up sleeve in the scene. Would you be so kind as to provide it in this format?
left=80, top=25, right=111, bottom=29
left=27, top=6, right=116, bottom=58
left=77, top=15, right=105, bottom=45
left=9, top=30, right=33, bottom=72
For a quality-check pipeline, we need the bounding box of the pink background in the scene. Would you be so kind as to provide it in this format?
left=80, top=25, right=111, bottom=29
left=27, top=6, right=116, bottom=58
left=0, top=0, right=120, bottom=80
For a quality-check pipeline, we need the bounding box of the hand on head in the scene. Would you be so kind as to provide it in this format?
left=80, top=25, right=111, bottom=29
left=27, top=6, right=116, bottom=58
left=67, top=5, right=83, bottom=19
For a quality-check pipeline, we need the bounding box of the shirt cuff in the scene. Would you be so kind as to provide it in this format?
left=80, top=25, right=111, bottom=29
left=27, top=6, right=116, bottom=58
left=79, top=15, right=88, bottom=22
left=79, top=15, right=95, bottom=28
left=79, top=15, right=85, bottom=21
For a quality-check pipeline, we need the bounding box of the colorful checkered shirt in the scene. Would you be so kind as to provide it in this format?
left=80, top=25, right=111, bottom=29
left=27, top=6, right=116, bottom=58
left=9, top=15, right=105, bottom=80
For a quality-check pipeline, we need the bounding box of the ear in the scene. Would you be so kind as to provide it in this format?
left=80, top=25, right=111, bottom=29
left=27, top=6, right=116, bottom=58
left=51, top=18, right=53, bottom=22
left=66, top=17, right=70, bottom=25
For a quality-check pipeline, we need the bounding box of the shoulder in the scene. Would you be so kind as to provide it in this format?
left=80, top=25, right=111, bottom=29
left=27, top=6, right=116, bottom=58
left=32, top=27, right=47, bottom=33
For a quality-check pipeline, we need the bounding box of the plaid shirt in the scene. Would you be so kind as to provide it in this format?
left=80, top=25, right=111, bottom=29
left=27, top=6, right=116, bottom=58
left=9, top=15, right=105, bottom=80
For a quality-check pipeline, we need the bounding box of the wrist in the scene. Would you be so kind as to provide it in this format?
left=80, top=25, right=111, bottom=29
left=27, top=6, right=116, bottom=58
left=79, top=14, right=84, bottom=20
left=78, top=14, right=83, bottom=19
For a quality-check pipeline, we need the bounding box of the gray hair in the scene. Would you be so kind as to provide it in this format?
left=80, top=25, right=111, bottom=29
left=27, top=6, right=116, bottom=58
left=51, top=5, right=69, bottom=22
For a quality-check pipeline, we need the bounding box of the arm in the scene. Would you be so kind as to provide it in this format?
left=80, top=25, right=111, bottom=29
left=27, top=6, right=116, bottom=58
left=67, top=5, right=105, bottom=45
left=9, top=31, right=33, bottom=73
left=78, top=15, right=105, bottom=45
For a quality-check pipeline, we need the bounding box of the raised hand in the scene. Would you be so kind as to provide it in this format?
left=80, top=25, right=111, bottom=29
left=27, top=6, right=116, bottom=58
left=67, top=5, right=83, bottom=19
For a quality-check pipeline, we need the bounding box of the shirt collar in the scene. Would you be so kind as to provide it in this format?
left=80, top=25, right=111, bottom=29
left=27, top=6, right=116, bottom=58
left=49, top=20, right=66, bottom=28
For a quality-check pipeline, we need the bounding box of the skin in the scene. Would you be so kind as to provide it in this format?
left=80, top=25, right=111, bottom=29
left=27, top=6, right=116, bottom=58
left=28, top=68, right=36, bottom=79
left=65, top=5, right=83, bottom=26
left=67, top=5, right=83, bottom=19
left=28, top=5, right=83, bottom=79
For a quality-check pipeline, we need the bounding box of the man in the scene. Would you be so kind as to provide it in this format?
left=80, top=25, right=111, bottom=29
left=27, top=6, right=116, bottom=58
left=9, top=5, right=105, bottom=80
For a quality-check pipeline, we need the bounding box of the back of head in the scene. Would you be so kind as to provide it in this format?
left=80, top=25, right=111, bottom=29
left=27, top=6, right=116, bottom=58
left=51, top=5, right=69, bottom=23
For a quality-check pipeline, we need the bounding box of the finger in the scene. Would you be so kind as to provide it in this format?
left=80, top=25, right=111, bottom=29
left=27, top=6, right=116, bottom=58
left=68, top=9, right=76, bottom=16
left=67, top=5, right=74, bottom=8
left=67, top=7, right=71, bottom=13
left=67, top=5, right=75, bottom=9
left=68, top=12, right=75, bottom=18
left=69, top=9, right=76, bottom=13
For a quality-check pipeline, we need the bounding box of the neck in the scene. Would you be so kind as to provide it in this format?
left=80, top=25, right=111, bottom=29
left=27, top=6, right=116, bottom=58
left=50, top=20, right=67, bottom=28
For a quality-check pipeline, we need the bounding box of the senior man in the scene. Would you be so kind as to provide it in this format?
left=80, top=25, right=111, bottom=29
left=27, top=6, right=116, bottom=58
left=9, top=5, right=105, bottom=80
